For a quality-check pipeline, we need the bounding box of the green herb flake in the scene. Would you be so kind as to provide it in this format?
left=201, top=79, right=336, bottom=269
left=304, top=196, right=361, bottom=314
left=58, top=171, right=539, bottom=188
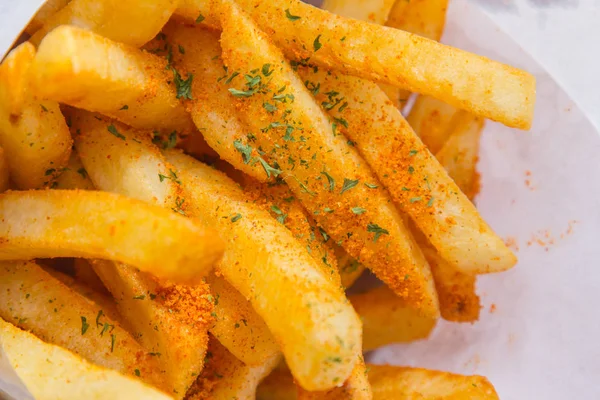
left=263, top=102, right=277, bottom=113
left=134, top=369, right=141, bottom=377
left=107, top=124, right=126, bottom=140
left=285, top=8, right=301, bottom=21
left=178, top=44, right=185, bottom=54
left=410, top=197, right=422, bottom=203
left=409, top=149, right=418, bottom=156
left=351, top=207, right=366, bottom=215
left=321, top=171, right=335, bottom=192
left=111, top=334, right=116, bottom=352
left=427, top=196, right=435, bottom=207
left=40, top=104, right=48, bottom=112
left=81, top=316, right=89, bottom=335
left=133, top=295, right=146, bottom=300
left=196, top=13, right=205, bottom=23
left=233, top=140, right=253, bottom=164
left=364, top=183, right=378, bottom=189
left=257, top=157, right=282, bottom=178
left=231, top=213, right=242, bottom=223
left=313, top=34, right=322, bottom=52
left=229, top=88, right=255, bottom=98
left=173, top=69, right=193, bottom=100
left=367, top=223, right=389, bottom=242
left=119, top=105, right=129, bottom=110
left=408, top=165, right=415, bottom=174
left=95, top=310, right=104, bottom=327
left=340, top=178, right=359, bottom=194
left=262, top=63, right=273, bottom=76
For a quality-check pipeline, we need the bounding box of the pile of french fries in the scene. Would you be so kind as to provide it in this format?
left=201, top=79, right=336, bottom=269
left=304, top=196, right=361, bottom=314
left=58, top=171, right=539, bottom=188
left=0, top=0, right=535, bottom=398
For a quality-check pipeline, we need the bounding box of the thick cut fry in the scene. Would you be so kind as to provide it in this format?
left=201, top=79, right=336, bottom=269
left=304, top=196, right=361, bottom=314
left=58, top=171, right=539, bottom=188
left=257, top=369, right=298, bottom=400
left=166, top=150, right=362, bottom=391
left=368, top=365, right=499, bottom=399
left=206, top=274, right=280, bottom=366
left=386, top=0, right=449, bottom=41
left=0, top=318, right=171, bottom=400
left=407, top=95, right=458, bottom=154
left=185, top=336, right=281, bottom=400
left=0, top=190, right=222, bottom=283
left=90, top=260, right=211, bottom=397
left=162, top=23, right=266, bottom=182
left=297, top=356, right=372, bottom=400
left=30, top=26, right=195, bottom=133
left=0, top=261, right=166, bottom=390
left=297, top=67, right=515, bottom=274
left=436, top=111, right=483, bottom=201
left=0, top=147, right=10, bottom=193
left=72, top=110, right=276, bottom=368
left=177, top=0, right=535, bottom=128
left=54, top=151, right=96, bottom=190
left=24, top=0, right=71, bottom=34
left=349, top=286, right=437, bottom=351
left=30, top=0, right=177, bottom=48
left=219, top=0, right=439, bottom=316
left=321, top=0, right=395, bottom=25
left=0, top=42, right=72, bottom=189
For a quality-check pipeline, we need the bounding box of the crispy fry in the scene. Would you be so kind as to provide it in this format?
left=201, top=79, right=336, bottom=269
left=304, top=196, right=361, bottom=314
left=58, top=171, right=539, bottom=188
left=0, top=317, right=171, bottom=400
left=185, top=336, right=281, bottom=400
left=54, top=151, right=96, bottom=190
left=24, top=0, right=71, bottom=34
left=0, top=261, right=166, bottom=390
left=407, top=95, right=458, bottom=154
left=297, top=356, right=372, bottom=400
left=166, top=149, right=362, bottom=391
left=321, top=0, right=395, bottom=25
left=297, top=67, right=515, bottom=274
left=368, top=365, right=499, bottom=399
left=206, top=274, right=280, bottom=366
left=29, top=0, right=177, bottom=47
left=436, top=111, right=484, bottom=202
left=0, top=189, right=222, bottom=283
left=386, top=0, right=449, bottom=41
left=0, top=147, right=10, bottom=193
left=177, top=0, right=535, bottom=128
left=30, top=25, right=195, bottom=133
left=218, top=0, right=439, bottom=316
left=162, top=22, right=266, bottom=182
left=0, top=42, right=72, bottom=189
left=349, top=286, right=437, bottom=351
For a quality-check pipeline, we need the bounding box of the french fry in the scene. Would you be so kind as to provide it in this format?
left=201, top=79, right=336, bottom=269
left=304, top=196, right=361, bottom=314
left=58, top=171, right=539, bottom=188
left=29, top=0, right=177, bottom=48
left=321, top=0, right=396, bottom=25
left=185, top=336, right=281, bottom=400
left=0, top=317, right=171, bottom=400
left=30, top=25, right=195, bottom=133
left=40, top=264, right=121, bottom=324
left=349, top=285, right=437, bottom=351
left=177, top=0, right=535, bottom=128
left=368, top=365, right=499, bottom=399
left=24, top=0, right=71, bottom=34
left=407, top=95, right=458, bottom=154
left=333, top=244, right=366, bottom=289
left=0, top=261, right=166, bottom=390
left=162, top=22, right=266, bottom=182
left=90, top=259, right=211, bottom=397
left=0, top=42, right=72, bottom=189
left=297, top=356, right=372, bottom=400
left=72, top=110, right=278, bottom=368
left=219, top=0, right=439, bottom=316
left=257, top=369, right=298, bottom=400
left=386, top=0, right=449, bottom=41
left=54, top=151, right=96, bottom=190
left=206, top=274, right=280, bottom=366
left=165, top=149, right=362, bottom=391
left=296, top=66, right=515, bottom=275
left=0, top=147, right=10, bottom=193
left=0, top=189, right=223, bottom=283
left=436, top=111, right=484, bottom=202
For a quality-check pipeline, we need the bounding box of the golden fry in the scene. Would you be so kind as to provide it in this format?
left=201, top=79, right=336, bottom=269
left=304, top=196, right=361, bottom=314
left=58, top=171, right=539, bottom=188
left=349, top=286, right=437, bottom=351
left=0, top=261, right=166, bottom=390
left=161, top=22, right=266, bottom=181
left=333, top=244, right=366, bottom=289
left=297, top=67, right=515, bottom=275
left=206, top=274, right=281, bottom=366
left=436, top=111, right=484, bottom=201
left=54, top=151, right=96, bottom=190
left=30, top=0, right=177, bottom=47
left=0, top=317, right=171, bottom=400
left=368, top=365, right=499, bottom=399
left=177, top=0, right=535, bottom=128
left=297, top=356, right=372, bottom=400
left=185, top=336, right=281, bottom=400
left=0, top=189, right=222, bottom=283
left=0, top=42, right=72, bottom=189
left=407, top=95, right=458, bottom=154
left=386, top=0, right=449, bottom=41
left=219, top=0, right=439, bottom=316
left=321, top=0, right=396, bottom=25
left=166, top=149, right=362, bottom=391
left=31, top=25, right=195, bottom=133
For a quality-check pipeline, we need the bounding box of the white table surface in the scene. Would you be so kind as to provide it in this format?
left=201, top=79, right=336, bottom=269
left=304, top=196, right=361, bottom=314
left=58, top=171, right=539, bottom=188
left=474, top=0, right=600, bottom=130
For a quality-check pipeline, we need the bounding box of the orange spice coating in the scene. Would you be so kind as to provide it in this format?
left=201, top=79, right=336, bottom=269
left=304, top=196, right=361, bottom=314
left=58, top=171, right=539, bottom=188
left=155, top=280, right=214, bottom=332
left=219, top=1, right=439, bottom=317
